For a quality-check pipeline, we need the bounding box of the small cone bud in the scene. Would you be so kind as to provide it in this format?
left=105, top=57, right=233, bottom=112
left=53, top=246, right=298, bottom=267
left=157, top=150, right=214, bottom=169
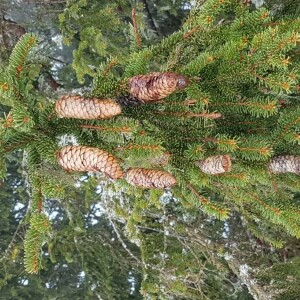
left=125, top=168, right=177, bottom=189
left=55, top=95, right=121, bottom=119
left=196, top=155, right=231, bottom=175
left=268, top=155, right=300, bottom=174
left=115, top=94, right=142, bottom=107
left=128, top=72, right=188, bottom=103
left=57, top=146, right=124, bottom=179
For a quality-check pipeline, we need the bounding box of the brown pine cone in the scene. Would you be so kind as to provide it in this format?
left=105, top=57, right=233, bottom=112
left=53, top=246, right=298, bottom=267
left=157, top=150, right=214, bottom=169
left=195, top=155, right=231, bottom=175
left=55, top=95, right=121, bottom=119
left=57, top=146, right=124, bottom=179
left=125, top=168, right=177, bottom=189
left=128, top=72, right=189, bottom=103
left=268, top=155, right=300, bottom=174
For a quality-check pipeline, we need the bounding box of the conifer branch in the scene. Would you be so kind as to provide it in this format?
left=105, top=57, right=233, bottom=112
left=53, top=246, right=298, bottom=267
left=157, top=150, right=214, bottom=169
left=8, top=33, right=37, bottom=76
left=273, top=116, right=300, bottom=145
left=3, top=0, right=300, bottom=288
left=23, top=212, right=51, bottom=274
left=186, top=182, right=229, bottom=219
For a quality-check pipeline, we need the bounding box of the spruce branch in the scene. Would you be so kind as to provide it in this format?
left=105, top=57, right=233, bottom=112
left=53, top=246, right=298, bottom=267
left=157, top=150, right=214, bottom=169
left=8, top=33, right=37, bottom=76
left=186, top=182, right=229, bottom=219
left=23, top=212, right=51, bottom=274
left=273, top=116, right=300, bottom=146
left=131, top=8, right=142, bottom=49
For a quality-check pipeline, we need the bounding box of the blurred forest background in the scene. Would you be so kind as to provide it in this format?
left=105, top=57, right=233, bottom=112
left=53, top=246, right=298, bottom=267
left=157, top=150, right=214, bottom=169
left=1, top=0, right=300, bottom=299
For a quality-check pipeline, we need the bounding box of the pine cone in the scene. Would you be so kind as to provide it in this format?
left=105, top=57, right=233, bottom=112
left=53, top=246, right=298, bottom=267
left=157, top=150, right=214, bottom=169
left=125, top=168, right=177, bottom=189
left=57, top=146, right=124, bottom=179
left=55, top=95, right=121, bottom=119
left=128, top=72, right=189, bottom=103
left=268, top=155, right=300, bottom=174
left=195, top=155, right=231, bottom=175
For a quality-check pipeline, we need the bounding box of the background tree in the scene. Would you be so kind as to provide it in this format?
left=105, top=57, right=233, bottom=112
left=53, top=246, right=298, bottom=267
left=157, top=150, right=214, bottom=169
left=58, top=0, right=191, bottom=83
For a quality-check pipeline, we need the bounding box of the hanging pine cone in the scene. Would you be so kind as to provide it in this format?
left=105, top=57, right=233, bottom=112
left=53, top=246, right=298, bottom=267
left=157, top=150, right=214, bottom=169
left=268, top=155, right=300, bottom=174
left=125, top=168, right=177, bottom=189
left=57, top=146, right=124, bottom=179
left=195, top=155, right=232, bottom=175
left=55, top=95, right=121, bottom=119
left=128, top=72, right=189, bottom=103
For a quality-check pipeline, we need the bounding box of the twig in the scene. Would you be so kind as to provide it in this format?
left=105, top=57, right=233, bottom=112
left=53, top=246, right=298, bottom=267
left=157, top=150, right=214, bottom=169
left=38, top=189, right=43, bottom=213
left=80, top=124, right=132, bottom=133
left=132, top=8, right=142, bottom=48
left=139, top=0, right=160, bottom=36
left=108, top=216, right=143, bottom=265
left=0, top=220, right=26, bottom=264
left=183, top=26, right=200, bottom=39
left=102, top=59, right=117, bottom=77
left=155, top=110, right=222, bottom=119
left=46, top=55, right=67, bottom=65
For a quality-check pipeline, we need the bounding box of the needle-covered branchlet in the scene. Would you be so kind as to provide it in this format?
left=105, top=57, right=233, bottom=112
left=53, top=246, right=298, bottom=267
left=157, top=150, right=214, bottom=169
left=55, top=95, right=121, bottom=119
left=57, top=146, right=124, bottom=179
left=128, top=72, right=189, bottom=103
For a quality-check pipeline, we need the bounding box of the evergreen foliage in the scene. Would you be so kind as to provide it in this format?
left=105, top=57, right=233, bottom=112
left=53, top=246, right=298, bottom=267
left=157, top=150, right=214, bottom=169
left=1, top=0, right=300, bottom=299
left=58, top=0, right=189, bottom=83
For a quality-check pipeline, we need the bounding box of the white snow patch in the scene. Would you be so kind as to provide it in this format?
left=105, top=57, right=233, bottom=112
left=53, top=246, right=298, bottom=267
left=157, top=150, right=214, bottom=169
left=20, top=279, right=29, bottom=286
left=51, top=34, right=64, bottom=50
left=48, top=211, right=59, bottom=220
left=239, top=264, right=252, bottom=278
left=14, top=202, right=25, bottom=211
left=251, top=0, right=264, bottom=8
left=224, top=253, right=233, bottom=261
left=57, top=135, right=78, bottom=147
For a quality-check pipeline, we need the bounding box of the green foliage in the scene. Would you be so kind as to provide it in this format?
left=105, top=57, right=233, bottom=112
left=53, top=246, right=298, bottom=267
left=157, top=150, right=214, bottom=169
left=24, top=213, right=51, bottom=274
left=59, top=0, right=130, bottom=83
left=257, top=257, right=300, bottom=300
left=88, top=1, right=300, bottom=296
left=59, top=0, right=189, bottom=83
left=2, top=0, right=300, bottom=299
